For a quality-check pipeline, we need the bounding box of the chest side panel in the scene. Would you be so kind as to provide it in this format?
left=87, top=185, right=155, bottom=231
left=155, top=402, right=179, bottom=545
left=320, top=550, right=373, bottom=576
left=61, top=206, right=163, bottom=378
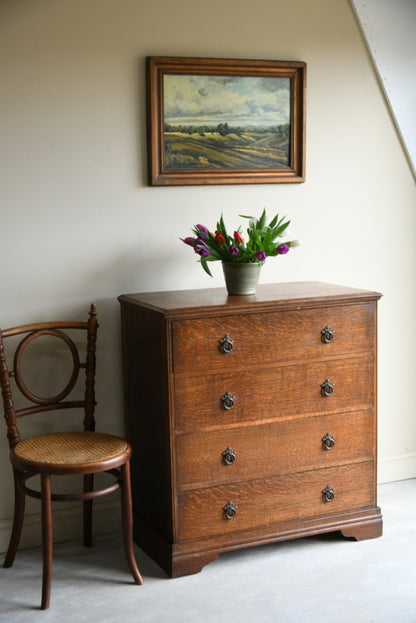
left=120, top=302, right=174, bottom=540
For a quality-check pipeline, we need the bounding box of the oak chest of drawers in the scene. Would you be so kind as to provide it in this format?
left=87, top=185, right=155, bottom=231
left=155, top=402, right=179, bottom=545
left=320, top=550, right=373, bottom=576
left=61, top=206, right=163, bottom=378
left=118, top=282, right=382, bottom=577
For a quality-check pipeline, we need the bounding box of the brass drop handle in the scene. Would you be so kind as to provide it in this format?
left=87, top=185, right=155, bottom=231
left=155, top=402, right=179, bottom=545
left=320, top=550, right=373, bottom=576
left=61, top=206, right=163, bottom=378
left=219, top=335, right=234, bottom=354
left=223, top=501, right=238, bottom=520
left=322, top=433, right=335, bottom=450
left=221, top=392, right=235, bottom=410
left=222, top=447, right=236, bottom=465
left=321, top=378, right=334, bottom=397
left=322, top=485, right=335, bottom=503
left=321, top=325, right=335, bottom=343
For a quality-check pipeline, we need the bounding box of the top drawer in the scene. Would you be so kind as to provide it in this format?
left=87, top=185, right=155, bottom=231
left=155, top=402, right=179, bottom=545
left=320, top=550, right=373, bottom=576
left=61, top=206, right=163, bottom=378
left=172, top=303, right=376, bottom=374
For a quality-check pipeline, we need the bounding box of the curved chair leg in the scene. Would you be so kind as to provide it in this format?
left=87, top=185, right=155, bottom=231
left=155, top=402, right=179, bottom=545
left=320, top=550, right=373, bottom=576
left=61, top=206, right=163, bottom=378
left=41, top=474, right=53, bottom=610
left=3, top=469, right=26, bottom=568
left=120, top=462, right=143, bottom=585
left=83, top=473, right=94, bottom=547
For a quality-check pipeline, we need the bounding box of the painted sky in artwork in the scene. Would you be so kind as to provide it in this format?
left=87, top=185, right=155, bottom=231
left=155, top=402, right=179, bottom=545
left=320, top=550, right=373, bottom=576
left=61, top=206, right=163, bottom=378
left=163, top=74, right=290, bottom=127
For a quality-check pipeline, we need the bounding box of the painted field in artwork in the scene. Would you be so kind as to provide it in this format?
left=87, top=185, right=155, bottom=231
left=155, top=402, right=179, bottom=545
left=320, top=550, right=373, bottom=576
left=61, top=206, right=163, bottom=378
left=164, top=125, right=290, bottom=170
left=163, top=74, right=291, bottom=171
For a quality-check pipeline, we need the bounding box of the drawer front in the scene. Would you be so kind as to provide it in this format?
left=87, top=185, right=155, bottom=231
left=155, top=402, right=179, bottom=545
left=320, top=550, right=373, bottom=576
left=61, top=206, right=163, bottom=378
left=174, top=355, right=374, bottom=432
left=176, top=410, right=375, bottom=488
left=172, top=303, right=375, bottom=374
left=177, top=461, right=374, bottom=541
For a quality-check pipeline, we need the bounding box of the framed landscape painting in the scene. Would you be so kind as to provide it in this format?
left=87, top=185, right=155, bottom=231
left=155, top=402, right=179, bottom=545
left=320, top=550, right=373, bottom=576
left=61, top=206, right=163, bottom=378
left=146, top=56, right=306, bottom=186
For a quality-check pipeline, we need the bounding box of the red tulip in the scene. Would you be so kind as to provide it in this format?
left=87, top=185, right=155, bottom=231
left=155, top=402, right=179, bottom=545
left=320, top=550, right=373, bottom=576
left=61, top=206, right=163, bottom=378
left=234, top=231, right=244, bottom=244
left=215, top=230, right=226, bottom=244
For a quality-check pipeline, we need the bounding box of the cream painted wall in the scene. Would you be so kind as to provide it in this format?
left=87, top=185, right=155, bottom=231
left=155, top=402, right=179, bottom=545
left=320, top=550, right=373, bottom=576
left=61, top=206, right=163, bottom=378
left=0, top=0, right=415, bottom=551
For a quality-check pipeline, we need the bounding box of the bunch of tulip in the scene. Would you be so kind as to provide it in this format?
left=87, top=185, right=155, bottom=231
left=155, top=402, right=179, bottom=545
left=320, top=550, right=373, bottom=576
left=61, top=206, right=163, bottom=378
left=182, top=208, right=301, bottom=276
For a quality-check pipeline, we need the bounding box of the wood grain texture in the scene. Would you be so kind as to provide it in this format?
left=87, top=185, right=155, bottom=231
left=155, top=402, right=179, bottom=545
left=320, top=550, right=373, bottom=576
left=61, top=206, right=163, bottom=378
left=175, top=410, right=375, bottom=487
left=174, top=356, right=374, bottom=431
left=177, top=461, right=374, bottom=541
left=172, top=304, right=375, bottom=374
left=119, top=282, right=381, bottom=318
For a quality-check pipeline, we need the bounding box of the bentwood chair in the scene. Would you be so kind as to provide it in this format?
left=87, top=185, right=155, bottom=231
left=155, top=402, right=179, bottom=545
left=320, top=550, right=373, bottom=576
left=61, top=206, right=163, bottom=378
left=0, top=304, right=143, bottom=609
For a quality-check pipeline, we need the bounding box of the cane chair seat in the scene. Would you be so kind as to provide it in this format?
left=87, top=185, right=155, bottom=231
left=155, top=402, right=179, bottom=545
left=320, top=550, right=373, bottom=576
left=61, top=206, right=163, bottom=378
left=12, top=431, right=130, bottom=474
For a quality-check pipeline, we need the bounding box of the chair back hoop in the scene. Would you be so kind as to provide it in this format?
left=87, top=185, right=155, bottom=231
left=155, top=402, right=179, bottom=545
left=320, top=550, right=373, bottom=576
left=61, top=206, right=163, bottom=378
left=13, top=329, right=80, bottom=405
left=0, top=304, right=98, bottom=447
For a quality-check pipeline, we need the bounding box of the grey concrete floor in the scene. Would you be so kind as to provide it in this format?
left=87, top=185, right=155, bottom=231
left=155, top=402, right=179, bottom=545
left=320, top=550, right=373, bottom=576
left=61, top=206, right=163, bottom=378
left=0, top=479, right=415, bottom=623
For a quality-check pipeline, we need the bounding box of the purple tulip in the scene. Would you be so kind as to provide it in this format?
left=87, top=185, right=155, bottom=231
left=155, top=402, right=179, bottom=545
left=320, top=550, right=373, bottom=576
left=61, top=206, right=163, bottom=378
left=255, top=251, right=267, bottom=262
left=228, top=245, right=239, bottom=256
left=195, top=244, right=210, bottom=257
left=196, top=224, right=209, bottom=236
left=183, top=237, right=196, bottom=247
left=277, top=243, right=290, bottom=255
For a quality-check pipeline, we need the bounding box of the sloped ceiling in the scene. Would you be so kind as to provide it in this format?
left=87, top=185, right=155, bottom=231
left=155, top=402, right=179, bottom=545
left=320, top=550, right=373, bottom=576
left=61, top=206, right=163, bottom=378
left=350, top=0, right=416, bottom=178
